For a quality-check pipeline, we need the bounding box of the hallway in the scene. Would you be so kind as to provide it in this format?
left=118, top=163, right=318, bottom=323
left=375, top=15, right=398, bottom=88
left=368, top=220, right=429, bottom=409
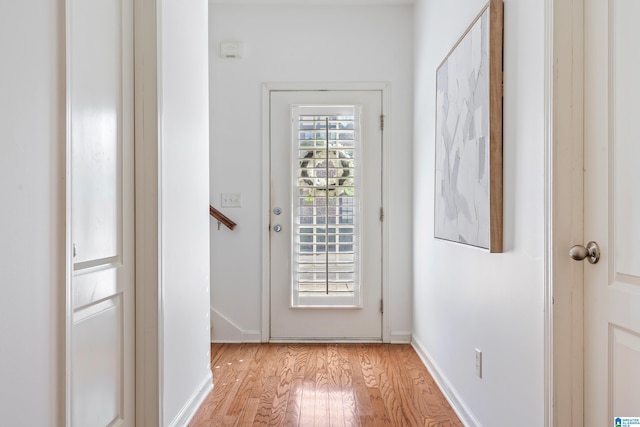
left=190, top=343, right=462, bottom=426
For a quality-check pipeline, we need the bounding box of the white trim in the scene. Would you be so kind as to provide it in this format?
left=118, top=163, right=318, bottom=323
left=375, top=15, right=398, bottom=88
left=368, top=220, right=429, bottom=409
left=241, top=330, right=262, bottom=342
left=269, top=338, right=383, bottom=344
left=261, top=84, right=271, bottom=342
left=411, top=335, right=482, bottom=427
left=544, top=0, right=554, bottom=425
left=156, top=0, right=166, bottom=424
left=64, top=1, right=72, bottom=424
left=133, top=0, right=162, bottom=425
left=380, top=83, right=391, bottom=343
left=210, top=307, right=261, bottom=342
left=550, top=0, right=585, bottom=425
left=166, top=374, right=213, bottom=427
left=263, top=81, right=393, bottom=92
left=389, top=331, right=412, bottom=344
left=261, top=82, right=391, bottom=342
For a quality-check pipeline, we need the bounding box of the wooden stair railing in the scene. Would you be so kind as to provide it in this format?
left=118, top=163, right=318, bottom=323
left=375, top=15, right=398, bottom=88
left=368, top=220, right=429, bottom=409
left=210, top=205, right=237, bottom=230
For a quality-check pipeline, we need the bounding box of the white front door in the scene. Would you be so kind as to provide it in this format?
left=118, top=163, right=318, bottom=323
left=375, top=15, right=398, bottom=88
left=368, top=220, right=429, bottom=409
left=583, top=0, right=640, bottom=424
left=68, top=0, right=134, bottom=425
left=269, top=90, right=383, bottom=340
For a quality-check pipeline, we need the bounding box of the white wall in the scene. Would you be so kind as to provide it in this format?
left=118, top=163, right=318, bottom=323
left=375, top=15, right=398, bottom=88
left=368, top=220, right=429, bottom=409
left=159, top=0, right=213, bottom=425
left=0, top=1, right=65, bottom=425
left=209, top=3, right=414, bottom=342
left=412, top=0, right=545, bottom=426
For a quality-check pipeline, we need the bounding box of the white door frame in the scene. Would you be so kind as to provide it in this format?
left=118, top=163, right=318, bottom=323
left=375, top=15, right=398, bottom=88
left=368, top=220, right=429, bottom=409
left=549, top=0, right=586, bottom=425
left=133, top=0, right=161, bottom=424
left=261, top=82, right=392, bottom=343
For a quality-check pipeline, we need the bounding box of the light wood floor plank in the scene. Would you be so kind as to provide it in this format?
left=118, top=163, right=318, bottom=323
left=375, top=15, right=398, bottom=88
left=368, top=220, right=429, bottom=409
left=346, top=344, right=374, bottom=418
left=365, top=386, right=392, bottom=426
left=314, top=345, right=330, bottom=427
left=236, top=397, right=260, bottom=426
left=189, top=343, right=462, bottom=426
left=270, top=345, right=296, bottom=426
left=327, top=344, right=345, bottom=426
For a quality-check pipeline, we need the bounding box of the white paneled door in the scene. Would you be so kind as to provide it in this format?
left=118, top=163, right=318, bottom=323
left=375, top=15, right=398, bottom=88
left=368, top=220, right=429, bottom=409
left=270, top=90, right=383, bottom=340
left=583, top=0, right=640, bottom=425
left=68, top=0, right=134, bottom=425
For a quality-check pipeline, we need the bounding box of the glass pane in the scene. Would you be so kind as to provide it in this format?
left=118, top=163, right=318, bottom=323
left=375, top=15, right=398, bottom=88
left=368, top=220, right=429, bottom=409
left=291, top=106, right=361, bottom=307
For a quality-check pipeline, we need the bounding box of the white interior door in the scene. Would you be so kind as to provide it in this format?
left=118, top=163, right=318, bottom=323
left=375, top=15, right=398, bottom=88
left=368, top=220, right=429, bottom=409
left=270, top=90, right=383, bottom=340
left=68, top=0, right=134, bottom=425
left=583, top=0, right=640, bottom=425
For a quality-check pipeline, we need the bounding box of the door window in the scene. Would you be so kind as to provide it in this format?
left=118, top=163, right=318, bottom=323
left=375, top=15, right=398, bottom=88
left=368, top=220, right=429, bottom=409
left=291, top=105, right=362, bottom=307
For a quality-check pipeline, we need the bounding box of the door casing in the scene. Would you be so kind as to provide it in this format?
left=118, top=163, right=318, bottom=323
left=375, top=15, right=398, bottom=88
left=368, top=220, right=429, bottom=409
left=261, top=82, right=391, bottom=343
left=550, top=0, right=587, bottom=425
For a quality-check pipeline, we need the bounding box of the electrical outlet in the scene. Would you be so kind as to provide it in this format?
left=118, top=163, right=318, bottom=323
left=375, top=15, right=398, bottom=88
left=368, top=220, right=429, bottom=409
left=221, top=193, right=242, bottom=208
left=475, top=348, right=482, bottom=378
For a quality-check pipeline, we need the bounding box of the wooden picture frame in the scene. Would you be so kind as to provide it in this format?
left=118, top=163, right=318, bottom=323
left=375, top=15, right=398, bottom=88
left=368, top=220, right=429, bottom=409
left=434, top=0, right=504, bottom=252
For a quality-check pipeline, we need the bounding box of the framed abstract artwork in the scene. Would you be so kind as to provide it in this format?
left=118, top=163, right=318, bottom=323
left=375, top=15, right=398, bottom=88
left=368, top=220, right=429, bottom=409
left=434, top=0, right=504, bottom=252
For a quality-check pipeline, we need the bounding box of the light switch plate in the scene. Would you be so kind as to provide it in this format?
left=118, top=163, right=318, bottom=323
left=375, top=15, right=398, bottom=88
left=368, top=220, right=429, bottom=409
left=475, top=348, right=482, bottom=378
left=221, top=193, right=242, bottom=208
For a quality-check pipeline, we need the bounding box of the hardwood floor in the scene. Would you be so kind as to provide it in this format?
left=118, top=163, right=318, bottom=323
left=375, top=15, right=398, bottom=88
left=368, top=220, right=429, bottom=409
left=189, top=343, right=463, bottom=426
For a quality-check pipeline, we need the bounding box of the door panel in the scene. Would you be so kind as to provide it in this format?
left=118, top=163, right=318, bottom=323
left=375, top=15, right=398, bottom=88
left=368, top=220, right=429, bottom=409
left=72, top=297, right=123, bottom=426
left=70, top=0, right=122, bottom=264
left=68, top=0, right=134, bottom=425
left=584, top=0, right=640, bottom=424
left=270, top=90, right=382, bottom=340
left=611, top=326, right=640, bottom=418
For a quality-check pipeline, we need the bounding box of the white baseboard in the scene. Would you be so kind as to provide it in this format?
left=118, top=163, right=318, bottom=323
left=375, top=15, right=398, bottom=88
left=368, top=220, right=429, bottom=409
left=210, top=307, right=261, bottom=342
left=167, top=372, right=213, bottom=427
left=411, top=335, right=481, bottom=427
left=390, top=331, right=412, bottom=343
left=241, top=329, right=262, bottom=342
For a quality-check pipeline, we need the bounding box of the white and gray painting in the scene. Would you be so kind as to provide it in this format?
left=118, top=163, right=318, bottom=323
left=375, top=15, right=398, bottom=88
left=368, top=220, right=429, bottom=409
left=434, top=9, right=490, bottom=249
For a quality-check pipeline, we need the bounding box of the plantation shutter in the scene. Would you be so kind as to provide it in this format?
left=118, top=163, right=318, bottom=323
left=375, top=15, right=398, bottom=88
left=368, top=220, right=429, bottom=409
left=291, top=105, right=362, bottom=307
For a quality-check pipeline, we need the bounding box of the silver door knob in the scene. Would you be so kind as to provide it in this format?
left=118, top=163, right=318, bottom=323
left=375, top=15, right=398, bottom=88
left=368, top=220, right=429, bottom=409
left=569, top=241, right=600, bottom=264
left=273, top=224, right=282, bottom=232
left=273, top=207, right=282, bottom=215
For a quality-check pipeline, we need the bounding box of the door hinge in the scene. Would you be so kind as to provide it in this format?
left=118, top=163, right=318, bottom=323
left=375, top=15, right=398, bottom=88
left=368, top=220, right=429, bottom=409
left=380, top=114, right=385, bottom=131
left=380, top=299, right=384, bottom=314
left=380, top=207, right=384, bottom=222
